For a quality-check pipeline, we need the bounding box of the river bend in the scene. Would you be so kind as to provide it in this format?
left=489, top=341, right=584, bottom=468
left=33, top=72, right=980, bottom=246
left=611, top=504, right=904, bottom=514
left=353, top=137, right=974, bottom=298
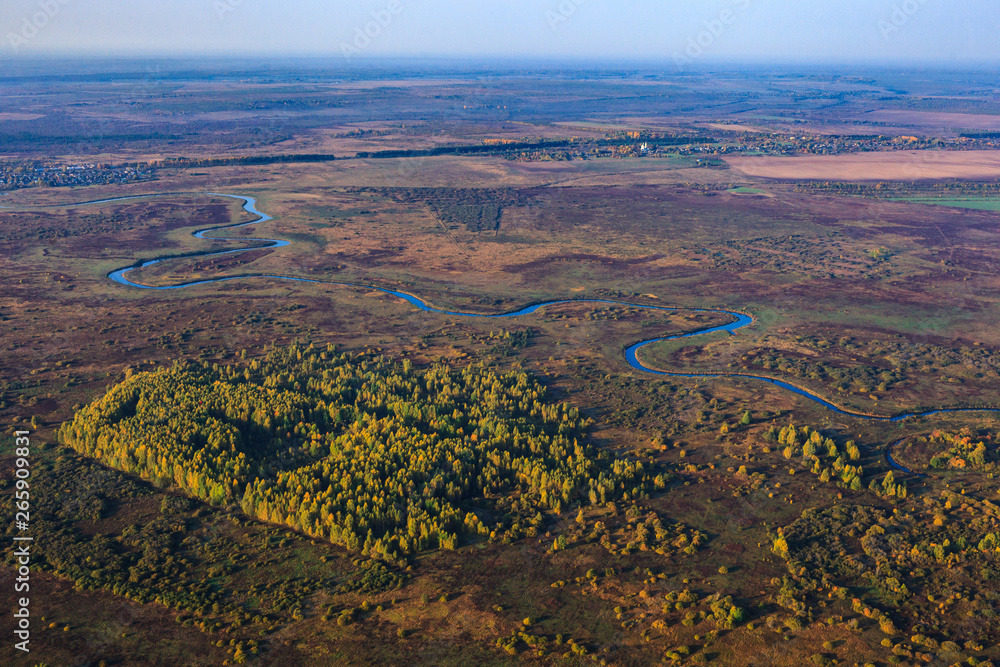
left=17, top=191, right=1000, bottom=473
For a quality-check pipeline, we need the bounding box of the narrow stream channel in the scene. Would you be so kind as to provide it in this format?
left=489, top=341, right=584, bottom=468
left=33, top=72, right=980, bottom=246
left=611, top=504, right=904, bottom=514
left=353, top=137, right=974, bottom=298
left=15, top=191, right=996, bottom=476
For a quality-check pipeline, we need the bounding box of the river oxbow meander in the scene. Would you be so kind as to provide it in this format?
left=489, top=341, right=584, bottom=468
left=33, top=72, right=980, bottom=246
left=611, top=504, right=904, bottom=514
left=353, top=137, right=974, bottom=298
left=15, top=191, right=1000, bottom=475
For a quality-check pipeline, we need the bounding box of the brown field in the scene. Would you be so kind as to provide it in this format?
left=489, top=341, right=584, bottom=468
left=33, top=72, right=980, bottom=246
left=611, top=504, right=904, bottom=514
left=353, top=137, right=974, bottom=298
left=727, top=149, right=1000, bottom=180
left=0, top=112, right=46, bottom=121
left=855, top=109, right=1000, bottom=132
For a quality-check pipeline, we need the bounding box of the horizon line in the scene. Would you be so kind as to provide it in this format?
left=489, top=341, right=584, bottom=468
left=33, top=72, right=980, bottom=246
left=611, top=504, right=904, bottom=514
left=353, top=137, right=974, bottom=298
left=2, top=52, right=1000, bottom=69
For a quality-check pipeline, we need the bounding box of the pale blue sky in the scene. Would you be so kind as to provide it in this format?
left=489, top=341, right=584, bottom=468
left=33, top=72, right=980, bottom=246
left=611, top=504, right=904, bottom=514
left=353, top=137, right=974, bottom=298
left=2, top=0, right=997, bottom=63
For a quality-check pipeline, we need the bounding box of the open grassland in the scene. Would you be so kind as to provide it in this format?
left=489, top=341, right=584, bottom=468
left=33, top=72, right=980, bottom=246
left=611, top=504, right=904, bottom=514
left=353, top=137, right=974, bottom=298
left=4, top=149, right=1000, bottom=666
left=887, top=195, right=1000, bottom=211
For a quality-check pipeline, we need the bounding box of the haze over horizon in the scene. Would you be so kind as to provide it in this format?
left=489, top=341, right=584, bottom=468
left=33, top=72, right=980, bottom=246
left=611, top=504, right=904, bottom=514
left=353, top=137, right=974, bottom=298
left=2, top=0, right=998, bottom=66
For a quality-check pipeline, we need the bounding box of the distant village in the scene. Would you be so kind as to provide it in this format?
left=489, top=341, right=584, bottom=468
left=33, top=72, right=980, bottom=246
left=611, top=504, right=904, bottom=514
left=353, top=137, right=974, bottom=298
left=0, top=162, right=154, bottom=192
left=3, top=129, right=998, bottom=186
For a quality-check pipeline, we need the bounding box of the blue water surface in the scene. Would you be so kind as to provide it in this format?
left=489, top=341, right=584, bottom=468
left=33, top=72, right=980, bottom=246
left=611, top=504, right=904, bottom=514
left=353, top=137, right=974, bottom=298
left=17, top=190, right=995, bottom=475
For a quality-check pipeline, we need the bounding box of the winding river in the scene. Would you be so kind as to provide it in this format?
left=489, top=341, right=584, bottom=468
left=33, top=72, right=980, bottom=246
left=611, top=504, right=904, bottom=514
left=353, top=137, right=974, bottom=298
left=15, top=191, right=1000, bottom=474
